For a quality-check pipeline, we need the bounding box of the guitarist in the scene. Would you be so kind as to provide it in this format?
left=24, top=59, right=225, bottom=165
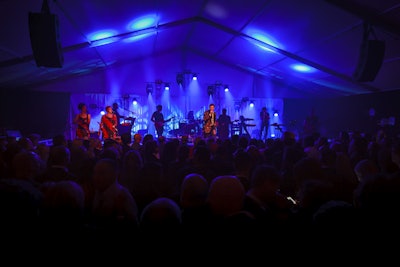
left=151, top=104, right=173, bottom=138
left=203, top=103, right=217, bottom=138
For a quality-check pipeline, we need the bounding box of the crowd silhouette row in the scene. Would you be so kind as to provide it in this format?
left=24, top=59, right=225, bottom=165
left=1, top=128, right=400, bottom=250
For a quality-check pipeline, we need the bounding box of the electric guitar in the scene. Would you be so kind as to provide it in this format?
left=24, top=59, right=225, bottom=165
left=154, top=116, right=175, bottom=129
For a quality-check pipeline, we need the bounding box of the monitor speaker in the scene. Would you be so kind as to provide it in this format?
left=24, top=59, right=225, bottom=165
left=353, top=40, right=385, bottom=82
left=28, top=12, right=64, bottom=68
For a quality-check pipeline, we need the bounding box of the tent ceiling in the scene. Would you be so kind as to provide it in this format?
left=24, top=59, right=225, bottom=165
left=0, top=0, right=399, bottom=98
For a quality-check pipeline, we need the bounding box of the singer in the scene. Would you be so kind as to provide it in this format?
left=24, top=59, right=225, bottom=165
left=203, top=103, right=217, bottom=138
left=100, top=105, right=118, bottom=140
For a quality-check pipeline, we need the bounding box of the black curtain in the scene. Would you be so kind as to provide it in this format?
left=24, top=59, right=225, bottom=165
left=0, top=90, right=70, bottom=139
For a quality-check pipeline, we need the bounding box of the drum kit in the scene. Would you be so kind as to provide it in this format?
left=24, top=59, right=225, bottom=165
left=176, top=118, right=202, bottom=136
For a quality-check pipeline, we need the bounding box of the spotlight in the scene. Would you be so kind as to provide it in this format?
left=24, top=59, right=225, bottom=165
left=176, top=73, right=184, bottom=86
left=215, top=81, right=222, bottom=90
left=146, top=83, right=153, bottom=94
left=155, top=81, right=162, bottom=91
left=207, top=85, right=214, bottom=95
left=132, top=98, right=137, bottom=105
left=234, top=101, right=241, bottom=111
left=250, top=101, right=254, bottom=108
left=224, top=85, right=229, bottom=92
left=274, top=111, right=279, bottom=117
left=192, top=73, right=197, bottom=80
left=164, top=83, right=170, bottom=90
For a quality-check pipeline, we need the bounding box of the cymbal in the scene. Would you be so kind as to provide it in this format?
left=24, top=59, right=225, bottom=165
left=243, top=118, right=254, bottom=121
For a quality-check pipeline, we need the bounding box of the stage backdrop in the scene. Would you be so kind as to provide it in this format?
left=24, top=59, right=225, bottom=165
left=69, top=93, right=284, bottom=140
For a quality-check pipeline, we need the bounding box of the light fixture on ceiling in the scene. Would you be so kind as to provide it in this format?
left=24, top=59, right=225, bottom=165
left=146, top=83, right=153, bottom=94
left=176, top=73, right=184, bottom=86
left=207, top=85, right=215, bottom=95
left=214, top=81, right=222, bottom=90
left=234, top=102, right=241, bottom=111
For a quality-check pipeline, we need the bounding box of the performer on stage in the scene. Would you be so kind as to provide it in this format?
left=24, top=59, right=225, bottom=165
left=239, top=115, right=250, bottom=137
left=217, top=108, right=231, bottom=141
left=187, top=110, right=200, bottom=135
left=151, top=104, right=173, bottom=138
left=100, top=105, right=118, bottom=140
left=112, top=102, right=123, bottom=128
left=259, top=107, right=270, bottom=140
left=73, top=103, right=91, bottom=140
left=203, top=103, right=217, bottom=138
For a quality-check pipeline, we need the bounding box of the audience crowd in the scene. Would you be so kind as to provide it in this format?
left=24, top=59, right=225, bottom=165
left=1, top=128, right=400, bottom=253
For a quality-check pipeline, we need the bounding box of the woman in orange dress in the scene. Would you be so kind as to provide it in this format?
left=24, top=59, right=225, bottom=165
left=73, top=103, right=91, bottom=140
left=100, top=105, right=118, bottom=139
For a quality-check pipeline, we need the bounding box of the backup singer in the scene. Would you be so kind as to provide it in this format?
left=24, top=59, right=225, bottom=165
left=73, top=102, right=91, bottom=140
left=203, top=103, right=217, bottom=138
left=100, top=105, right=118, bottom=139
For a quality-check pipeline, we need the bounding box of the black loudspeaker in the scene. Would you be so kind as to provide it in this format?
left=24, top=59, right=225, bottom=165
left=28, top=12, right=64, bottom=68
left=353, top=40, right=385, bottom=82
